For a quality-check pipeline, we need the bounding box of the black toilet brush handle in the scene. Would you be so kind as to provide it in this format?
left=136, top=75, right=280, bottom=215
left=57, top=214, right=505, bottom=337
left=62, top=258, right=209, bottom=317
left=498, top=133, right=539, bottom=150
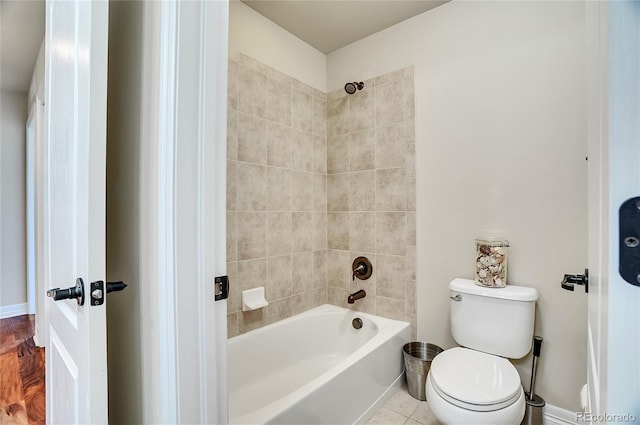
left=533, top=336, right=543, bottom=358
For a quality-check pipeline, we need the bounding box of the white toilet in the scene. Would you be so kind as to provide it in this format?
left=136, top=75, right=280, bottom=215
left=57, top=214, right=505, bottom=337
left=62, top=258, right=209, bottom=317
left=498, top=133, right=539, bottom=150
left=426, top=278, right=539, bottom=425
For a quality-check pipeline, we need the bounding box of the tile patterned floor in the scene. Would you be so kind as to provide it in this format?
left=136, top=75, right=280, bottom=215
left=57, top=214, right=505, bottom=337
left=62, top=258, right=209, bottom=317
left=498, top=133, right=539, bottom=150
left=366, top=383, right=441, bottom=425
left=0, top=315, right=45, bottom=425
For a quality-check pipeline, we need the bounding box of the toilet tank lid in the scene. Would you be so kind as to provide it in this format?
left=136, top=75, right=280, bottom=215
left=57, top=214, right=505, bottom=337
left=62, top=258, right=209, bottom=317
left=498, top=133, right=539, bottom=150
left=449, top=279, right=539, bottom=301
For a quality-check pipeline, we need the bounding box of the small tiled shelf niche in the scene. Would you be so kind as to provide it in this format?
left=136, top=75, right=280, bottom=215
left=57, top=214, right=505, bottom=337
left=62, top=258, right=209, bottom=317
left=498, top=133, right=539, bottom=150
left=227, top=53, right=416, bottom=338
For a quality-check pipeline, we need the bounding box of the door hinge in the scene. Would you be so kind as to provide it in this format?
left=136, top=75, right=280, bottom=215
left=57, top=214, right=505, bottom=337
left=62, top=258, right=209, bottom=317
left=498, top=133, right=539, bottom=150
left=620, top=196, right=640, bottom=287
left=215, top=275, right=229, bottom=301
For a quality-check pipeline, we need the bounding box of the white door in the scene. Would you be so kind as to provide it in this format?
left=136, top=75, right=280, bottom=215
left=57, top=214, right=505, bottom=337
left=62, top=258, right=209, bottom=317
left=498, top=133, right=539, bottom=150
left=586, top=0, right=640, bottom=419
left=43, top=0, right=109, bottom=423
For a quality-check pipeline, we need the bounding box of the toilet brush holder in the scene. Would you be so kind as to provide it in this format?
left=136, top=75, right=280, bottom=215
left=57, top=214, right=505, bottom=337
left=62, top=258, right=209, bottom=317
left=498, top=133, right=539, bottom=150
left=521, top=336, right=544, bottom=425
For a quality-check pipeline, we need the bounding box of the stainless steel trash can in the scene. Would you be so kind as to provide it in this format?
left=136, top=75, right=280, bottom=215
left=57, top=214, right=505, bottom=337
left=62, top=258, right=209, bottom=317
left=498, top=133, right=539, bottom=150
left=403, top=342, right=443, bottom=401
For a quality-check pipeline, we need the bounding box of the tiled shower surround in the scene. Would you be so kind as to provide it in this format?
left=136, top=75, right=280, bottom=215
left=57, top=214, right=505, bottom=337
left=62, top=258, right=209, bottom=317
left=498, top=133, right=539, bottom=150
left=227, top=53, right=416, bottom=337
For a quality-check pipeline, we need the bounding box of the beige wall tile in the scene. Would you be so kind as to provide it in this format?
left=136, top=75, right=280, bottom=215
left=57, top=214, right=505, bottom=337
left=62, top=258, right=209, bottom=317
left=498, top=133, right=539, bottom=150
left=349, top=212, right=376, bottom=253
left=267, top=297, right=292, bottom=325
left=292, top=212, right=313, bottom=252
left=376, top=124, right=405, bottom=169
left=376, top=168, right=406, bottom=211
left=313, top=174, right=327, bottom=212
left=350, top=129, right=376, bottom=171
left=376, top=212, right=406, bottom=256
left=292, top=90, right=312, bottom=133
left=227, top=110, right=238, bottom=160
left=327, top=249, right=351, bottom=289
left=239, top=309, right=266, bottom=334
left=267, top=212, right=292, bottom=256
left=404, top=74, right=415, bottom=111
left=238, top=112, right=267, bottom=164
left=292, top=79, right=313, bottom=96
left=292, top=130, right=313, bottom=172
left=228, top=61, right=238, bottom=111
left=350, top=171, right=376, bottom=211
left=406, top=143, right=416, bottom=177
left=328, top=212, right=349, bottom=250
left=375, top=80, right=404, bottom=127
left=227, top=312, right=239, bottom=338
left=292, top=171, right=313, bottom=211
left=375, top=68, right=404, bottom=87
left=327, top=134, right=349, bottom=174
left=292, top=288, right=327, bottom=315
left=313, top=212, right=327, bottom=250
left=327, top=173, right=349, bottom=211
left=237, top=212, right=266, bottom=260
left=227, top=261, right=239, bottom=313
left=376, top=296, right=405, bottom=321
left=266, top=121, right=291, bottom=168
left=238, top=67, right=267, bottom=119
left=267, top=255, right=292, bottom=300
left=327, top=96, right=349, bottom=137
left=349, top=89, right=375, bottom=132
left=406, top=108, right=416, bottom=142
left=292, top=251, right=314, bottom=294
left=227, top=212, right=237, bottom=262
left=406, top=211, right=416, bottom=247
left=406, top=175, right=416, bottom=211
left=327, top=87, right=347, bottom=102
left=312, top=97, right=327, bottom=137
left=405, top=280, right=416, bottom=315
left=376, top=255, right=405, bottom=300
left=267, top=167, right=291, bottom=211
left=405, top=246, right=416, bottom=281
left=238, top=258, right=267, bottom=292
left=313, top=250, right=327, bottom=289
left=312, top=87, right=327, bottom=102
left=227, top=160, right=237, bottom=211
left=238, top=53, right=267, bottom=74
left=328, top=287, right=350, bottom=309
left=267, top=77, right=292, bottom=126
left=313, top=135, right=327, bottom=174
left=237, top=162, right=266, bottom=211
left=268, top=67, right=293, bottom=85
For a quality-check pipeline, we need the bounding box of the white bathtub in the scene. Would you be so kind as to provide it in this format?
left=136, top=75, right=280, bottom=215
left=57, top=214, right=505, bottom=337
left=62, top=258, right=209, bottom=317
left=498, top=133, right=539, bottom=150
left=228, top=304, right=411, bottom=425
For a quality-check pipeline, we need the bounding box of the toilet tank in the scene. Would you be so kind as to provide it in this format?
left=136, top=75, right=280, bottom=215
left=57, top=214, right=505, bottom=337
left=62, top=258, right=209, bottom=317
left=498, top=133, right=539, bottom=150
left=449, top=278, right=538, bottom=359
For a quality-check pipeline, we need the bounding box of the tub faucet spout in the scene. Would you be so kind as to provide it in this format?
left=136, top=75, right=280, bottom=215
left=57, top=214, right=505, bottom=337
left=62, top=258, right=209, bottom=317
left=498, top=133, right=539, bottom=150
left=347, top=289, right=366, bottom=304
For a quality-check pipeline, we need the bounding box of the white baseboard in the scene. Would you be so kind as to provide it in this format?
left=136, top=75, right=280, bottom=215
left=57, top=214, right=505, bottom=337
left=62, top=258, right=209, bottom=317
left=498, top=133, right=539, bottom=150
left=0, top=303, right=28, bottom=319
left=545, top=403, right=578, bottom=425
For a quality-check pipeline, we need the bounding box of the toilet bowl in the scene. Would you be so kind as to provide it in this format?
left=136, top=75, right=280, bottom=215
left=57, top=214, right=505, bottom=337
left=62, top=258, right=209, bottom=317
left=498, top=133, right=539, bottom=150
left=426, top=347, right=525, bottom=424
left=426, top=279, right=538, bottom=425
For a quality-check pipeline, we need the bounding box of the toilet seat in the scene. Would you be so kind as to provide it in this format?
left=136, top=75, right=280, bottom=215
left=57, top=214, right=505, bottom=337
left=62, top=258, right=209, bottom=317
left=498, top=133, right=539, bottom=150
left=429, top=347, right=522, bottom=412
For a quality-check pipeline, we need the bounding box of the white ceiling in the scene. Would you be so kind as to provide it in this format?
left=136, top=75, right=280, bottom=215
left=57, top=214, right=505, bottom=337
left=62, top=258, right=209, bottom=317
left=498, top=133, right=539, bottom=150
left=241, top=0, right=449, bottom=54
left=0, top=0, right=45, bottom=93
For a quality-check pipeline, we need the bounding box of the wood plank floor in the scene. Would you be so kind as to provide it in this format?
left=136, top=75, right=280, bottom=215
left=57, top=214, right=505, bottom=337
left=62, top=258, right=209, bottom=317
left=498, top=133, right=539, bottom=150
left=0, top=315, right=45, bottom=425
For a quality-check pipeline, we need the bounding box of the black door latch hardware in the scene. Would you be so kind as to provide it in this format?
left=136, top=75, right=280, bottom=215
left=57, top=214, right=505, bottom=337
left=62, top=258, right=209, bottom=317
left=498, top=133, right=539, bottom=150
left=215, top=275, right=229, bottom=301
left=561, top=269, right=589, bottom=293
left=89, top=281, right=128, bottom=306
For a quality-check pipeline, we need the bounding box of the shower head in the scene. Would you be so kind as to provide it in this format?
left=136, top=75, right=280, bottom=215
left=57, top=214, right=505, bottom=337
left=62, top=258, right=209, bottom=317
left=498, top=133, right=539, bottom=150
left=344, top=81, right=364, bottom=95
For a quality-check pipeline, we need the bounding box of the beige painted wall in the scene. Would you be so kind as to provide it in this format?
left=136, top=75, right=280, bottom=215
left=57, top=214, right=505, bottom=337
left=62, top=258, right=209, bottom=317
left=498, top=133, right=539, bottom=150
left=105, top=1, right=143, bottom=422
left=229, top=0, right=326, bottom=92
left=327, top=1, right=587, bottom=412
left=1, top=90, right=27, bottom=308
